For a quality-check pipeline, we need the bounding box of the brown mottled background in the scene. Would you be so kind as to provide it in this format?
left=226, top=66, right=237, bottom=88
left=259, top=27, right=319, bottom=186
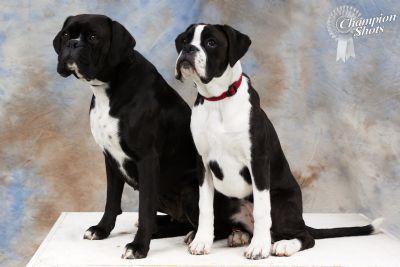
left=0, top=1, right=399, bottom=266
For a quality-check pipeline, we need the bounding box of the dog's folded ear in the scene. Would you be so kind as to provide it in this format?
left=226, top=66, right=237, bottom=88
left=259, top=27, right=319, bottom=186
left=175, top=32, right=185, bottom=53
left=175, top=24, right=195, bottom=53
left=221, top=25, right=251, bottom=67
left=53, top=16, right=72, bottom=55
left=108, top=20, right=136, bottom=66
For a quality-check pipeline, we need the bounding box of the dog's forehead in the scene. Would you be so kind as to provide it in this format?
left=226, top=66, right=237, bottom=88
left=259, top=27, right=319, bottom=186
left=64, top=14, right=110, bottom=32
left=184, top=24, right=226, bottom=43
left=202, top=25, right=226, bottom=40
left=180, top=24, right=198, bottom=42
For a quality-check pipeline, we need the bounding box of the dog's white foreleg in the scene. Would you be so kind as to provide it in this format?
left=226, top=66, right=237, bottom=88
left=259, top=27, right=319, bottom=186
left=244, top=164, right=272, bottom=260
left=188, top=166, right=214, bottom=255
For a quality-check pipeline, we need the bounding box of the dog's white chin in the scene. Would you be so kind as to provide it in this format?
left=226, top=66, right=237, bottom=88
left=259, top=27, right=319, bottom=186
left=67, top=62, right=85, bottom=80
left=180, top=66, right=198, bottom=80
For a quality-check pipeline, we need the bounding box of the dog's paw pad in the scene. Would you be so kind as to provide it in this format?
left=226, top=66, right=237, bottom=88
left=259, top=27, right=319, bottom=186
left=244, top=241, right=270, bottom=260
left=228, top=230, right=250, bottom=247
left=83, top=226, right=109, bottom=240
left=121, top=243, right=148, bottom=259
left=271, top=239, right=301, bottom=257
left=188, top=237, right=213, bottom=255
left=184, top=230, right=195, bottom=245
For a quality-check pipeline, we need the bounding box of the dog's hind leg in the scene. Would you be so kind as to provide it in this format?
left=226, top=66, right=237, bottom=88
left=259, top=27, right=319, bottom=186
left=271, top=239, right=302, bottom=256
left=152, top=215, right=194, bottom=239
left=271, top=230, right=314, bottom=256
left=230, top=200, right=254, bottom=233
left=228, top=228, right=251, bottom=247
left=228, top=200, right=254, bottom=247
left=270, top=197, right=315, bottom=256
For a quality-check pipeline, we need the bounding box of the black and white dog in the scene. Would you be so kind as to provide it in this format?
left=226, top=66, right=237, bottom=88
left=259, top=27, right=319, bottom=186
left=175, top=23, right=382, bottom=260
left=53, top=14, right=279, bottom=260
left=53, top=14, right=205, bottom=259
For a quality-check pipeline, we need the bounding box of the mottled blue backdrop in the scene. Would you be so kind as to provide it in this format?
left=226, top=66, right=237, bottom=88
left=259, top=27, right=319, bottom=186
left=0, top=1, right=399, bottom=266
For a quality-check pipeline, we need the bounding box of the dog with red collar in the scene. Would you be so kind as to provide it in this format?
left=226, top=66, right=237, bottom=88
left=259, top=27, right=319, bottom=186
left=175, top=23, right=381, bottom=260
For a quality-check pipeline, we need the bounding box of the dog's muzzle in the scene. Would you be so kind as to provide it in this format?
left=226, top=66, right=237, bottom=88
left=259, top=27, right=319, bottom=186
left=175, top=44, right=200, bottom=81
left=175, top=56, right=195, bottom=80
left=57, top=40, right=87, bottom=78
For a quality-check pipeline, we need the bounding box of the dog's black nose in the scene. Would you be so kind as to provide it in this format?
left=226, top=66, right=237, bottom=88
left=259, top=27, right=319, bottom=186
left=182, top=44, right=199, bottom=54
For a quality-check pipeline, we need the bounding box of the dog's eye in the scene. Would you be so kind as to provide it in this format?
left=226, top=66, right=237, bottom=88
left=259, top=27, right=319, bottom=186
left=182, top=38, right=188, bottom=44
left=88, top=34, right=97, bottom=41
left=206, top=39, right=216, bottom=48
left=62, top=32, right=70, bottom=39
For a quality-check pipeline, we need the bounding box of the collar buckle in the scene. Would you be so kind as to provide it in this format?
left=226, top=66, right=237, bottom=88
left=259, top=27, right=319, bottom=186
left=226, top=87, right=236, bottom=97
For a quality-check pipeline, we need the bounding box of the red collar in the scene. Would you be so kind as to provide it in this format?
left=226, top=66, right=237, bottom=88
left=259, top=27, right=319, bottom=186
left=202, top=74, right=243, bottom=101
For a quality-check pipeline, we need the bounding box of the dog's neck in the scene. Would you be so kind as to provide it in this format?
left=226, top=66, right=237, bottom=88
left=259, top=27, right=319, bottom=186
left=194, top=61, right=242, bottom=98
left=85, top=79, right=110, bottom=104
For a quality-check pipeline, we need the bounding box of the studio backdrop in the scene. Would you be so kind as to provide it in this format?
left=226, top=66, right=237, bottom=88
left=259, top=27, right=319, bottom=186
left=0, top=1, right=399, bottom=266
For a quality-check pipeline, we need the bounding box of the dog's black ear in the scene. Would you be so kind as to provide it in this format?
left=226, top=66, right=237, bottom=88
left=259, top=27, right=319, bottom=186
left=53, top=16, right=72, bottom=54
left=175, top=24, right=195, bottom=53
left=108, top=20, right=136, bottom=66
left=175, top=32, right=185, bottom=53
left=221, top=25, right=251, bottom=67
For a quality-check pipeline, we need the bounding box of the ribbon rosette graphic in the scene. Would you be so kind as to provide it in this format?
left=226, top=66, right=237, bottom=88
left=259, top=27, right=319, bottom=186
left=327, top=5, right=361, bottom=62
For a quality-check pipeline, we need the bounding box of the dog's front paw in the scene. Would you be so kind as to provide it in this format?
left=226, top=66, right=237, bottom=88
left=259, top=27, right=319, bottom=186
left=244, top=238, right=271, bottom=260
left=122, top=242, right=148, bottom=259
left=228, top=229, right=250, bottom=247
left=188, top=235, right=213, bottom=255
left=271, top=239, right=301, bottom=256
left=83, top=225, right=110, bottom=240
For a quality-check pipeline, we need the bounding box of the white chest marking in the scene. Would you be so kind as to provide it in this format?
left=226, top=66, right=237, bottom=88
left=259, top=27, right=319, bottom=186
left=89, top=80, right=130, bottom=178
left=191, top=77, right=253, bottom=198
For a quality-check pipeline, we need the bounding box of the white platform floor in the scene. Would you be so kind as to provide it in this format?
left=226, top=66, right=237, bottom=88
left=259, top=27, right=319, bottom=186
left=27, top=212, right=400, bottom=266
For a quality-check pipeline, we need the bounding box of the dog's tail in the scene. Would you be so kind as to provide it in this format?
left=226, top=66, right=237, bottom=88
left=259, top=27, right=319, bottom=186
left=306, top=218, right=383, bottom=239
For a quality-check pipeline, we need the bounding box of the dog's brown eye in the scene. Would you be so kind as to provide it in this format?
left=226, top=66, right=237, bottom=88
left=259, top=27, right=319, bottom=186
left=62, top=32, right=70, bottom=39
left=182, top=38, right=188, bottom=44
left=207, top=39, right=216, bottom=47
left=89, top=34, right=97, bottom=41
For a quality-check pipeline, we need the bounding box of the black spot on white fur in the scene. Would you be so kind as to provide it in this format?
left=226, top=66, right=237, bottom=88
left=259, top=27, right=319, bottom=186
left=209, top=160, right=224, bottom=180
left=239, top=166, right=252, bottom=185
left=194, top=93, right=204, bottom=106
